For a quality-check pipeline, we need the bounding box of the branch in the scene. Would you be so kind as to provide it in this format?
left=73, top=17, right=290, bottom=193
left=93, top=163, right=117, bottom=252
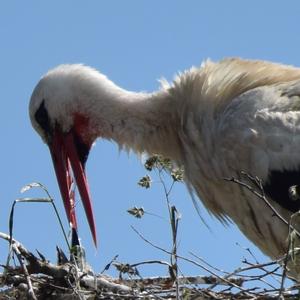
left=225, top=175, right=300, bottom=238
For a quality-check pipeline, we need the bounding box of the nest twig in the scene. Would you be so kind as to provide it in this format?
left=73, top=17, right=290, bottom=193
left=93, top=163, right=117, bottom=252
left=0, top=231, right=299, bottom=300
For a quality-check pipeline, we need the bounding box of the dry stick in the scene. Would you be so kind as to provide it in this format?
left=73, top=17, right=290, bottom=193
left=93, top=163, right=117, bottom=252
left=187, top=253, right=278, bottom=297
left=215, top=257, right=280, bottom=278
left=240, top=261, right=280, bottom=291
left=0, top=234, right=138, bottom=299
left=242, top=260, right=282, bottom=280
left=228, top=175, right=300, bottom=249
left=209, top=261, right=279, bottom=293
left=119, top=274, right=242, bottom=287
left=279, top=216, right=295, bottom=300
left=225, top=176, right=300, bottom=238
left=121, top=262, right=210, bottom=299
left=227, top=174, right=300, bottom=297
left=130, top=260, right=172, bottom=269
left=237, top=243, right=282, bottom=286
left=206, top=265, right=278, bottom=296
left=64, top=264, right=85, bottom=300
left=130, top=226, right=255, bottom=296
left=189, top=252, right=230, bottom=275
left=242, top=259, right=282, bottom=276
left=82, top=275, right=132, bottom=293
left=0, top=232, right=70, bottom=281
left=0, top=232, right=28, bottom=257
left=0, top=233, right=37, bottom=300
left=199, top=245, right=281, bottom=292
left=12, top=244, right=37, bottom=300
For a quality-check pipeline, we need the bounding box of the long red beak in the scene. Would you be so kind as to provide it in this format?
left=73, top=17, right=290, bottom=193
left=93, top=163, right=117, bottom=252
left=49, top=128, right=97, bottom=247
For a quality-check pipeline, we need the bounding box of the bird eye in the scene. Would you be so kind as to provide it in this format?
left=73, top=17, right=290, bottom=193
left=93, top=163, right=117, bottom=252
left=35, top=100, right=52, bottom=135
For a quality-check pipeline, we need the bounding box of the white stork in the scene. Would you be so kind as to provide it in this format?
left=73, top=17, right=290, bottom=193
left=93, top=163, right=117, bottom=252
left=29, top=58, right=300, bottom=265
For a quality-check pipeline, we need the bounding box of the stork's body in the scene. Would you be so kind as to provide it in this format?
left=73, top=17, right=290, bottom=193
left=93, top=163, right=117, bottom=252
left=30, top=58, right=300, bottom=263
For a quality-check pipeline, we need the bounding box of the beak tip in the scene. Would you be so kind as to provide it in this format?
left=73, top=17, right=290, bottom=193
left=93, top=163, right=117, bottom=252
left=90, top=220, right=98, bottom=248
left=93, top=236, right=98, bottom=248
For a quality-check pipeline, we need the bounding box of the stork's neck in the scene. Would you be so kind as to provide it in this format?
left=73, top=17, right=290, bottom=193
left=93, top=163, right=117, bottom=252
left=83, top=82, right=181, bottom=161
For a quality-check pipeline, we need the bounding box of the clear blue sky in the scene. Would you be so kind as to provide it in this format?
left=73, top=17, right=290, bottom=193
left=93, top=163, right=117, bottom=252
left=1, top=1, right=300, bottom=278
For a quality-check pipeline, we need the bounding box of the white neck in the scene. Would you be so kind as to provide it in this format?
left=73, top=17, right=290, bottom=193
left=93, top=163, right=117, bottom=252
left=79, top=78, right=182, bottom=161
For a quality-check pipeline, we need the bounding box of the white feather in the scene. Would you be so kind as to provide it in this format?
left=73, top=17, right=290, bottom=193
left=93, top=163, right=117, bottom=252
left=30, top=58, right=300, bottom=269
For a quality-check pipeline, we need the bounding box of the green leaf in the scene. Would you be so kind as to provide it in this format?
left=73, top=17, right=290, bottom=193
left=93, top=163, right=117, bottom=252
left=113, top=262, right=139, bottom=276
left=171, top=168, right=184, bottom=182
left=8, top=202, right=16, bottom=247
left=138, top=175, right=151, bottom=189
left=15, top=197, right=52, bottom=203
left=159, top=157, right=172, bottom=170
left=20, top=182, right=43, bottom=193
left=127, top=206, right=145, bottom=218
left=144, top=155, right=172, bottom=171
left=144, top=155, right=160, bottom=171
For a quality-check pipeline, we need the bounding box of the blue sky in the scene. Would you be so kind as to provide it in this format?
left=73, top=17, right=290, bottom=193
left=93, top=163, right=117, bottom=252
left=1, top=1, right=300, bottom=279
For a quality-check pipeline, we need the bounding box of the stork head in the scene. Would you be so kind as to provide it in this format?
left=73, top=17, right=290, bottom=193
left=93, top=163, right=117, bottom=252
left=29, top=65, right=105, bottom=246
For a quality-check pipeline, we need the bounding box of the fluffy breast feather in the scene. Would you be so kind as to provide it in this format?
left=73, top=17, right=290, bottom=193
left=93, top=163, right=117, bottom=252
left=172, top=58, right=300, bottom=259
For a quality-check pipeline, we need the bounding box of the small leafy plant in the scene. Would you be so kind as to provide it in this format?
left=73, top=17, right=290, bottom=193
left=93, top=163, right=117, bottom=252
left=127, top=154, right=184, bottom=296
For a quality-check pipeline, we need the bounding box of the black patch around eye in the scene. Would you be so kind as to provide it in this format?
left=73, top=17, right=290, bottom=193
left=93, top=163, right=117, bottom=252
left=72, top=131, right=90, bottom=167
left=35, top=100, right=52, bottom=135
left=263, top=169, right=300, bottom=212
